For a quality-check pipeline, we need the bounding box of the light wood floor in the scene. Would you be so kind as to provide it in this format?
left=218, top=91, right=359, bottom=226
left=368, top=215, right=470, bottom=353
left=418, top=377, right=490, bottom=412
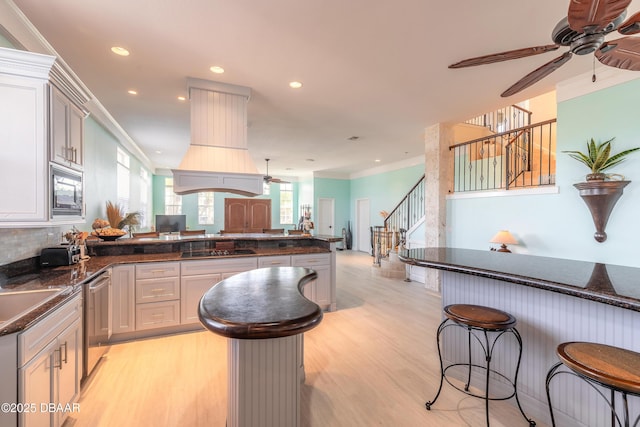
left=64, top=251, right=548, bottom=427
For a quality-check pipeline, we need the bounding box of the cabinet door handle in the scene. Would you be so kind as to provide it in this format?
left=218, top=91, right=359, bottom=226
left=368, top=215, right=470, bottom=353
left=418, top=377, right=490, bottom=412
left=54, top=348, right=62, bottom=370
left=151, top=288, right=165, bottom=293
left=61, top=341, right=68, bottom=366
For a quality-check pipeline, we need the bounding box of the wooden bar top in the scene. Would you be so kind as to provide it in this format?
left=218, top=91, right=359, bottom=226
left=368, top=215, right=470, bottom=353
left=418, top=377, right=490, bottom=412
left=198, top=267, right=323, bottom=339
left=399, top=247, right=640, bottom=312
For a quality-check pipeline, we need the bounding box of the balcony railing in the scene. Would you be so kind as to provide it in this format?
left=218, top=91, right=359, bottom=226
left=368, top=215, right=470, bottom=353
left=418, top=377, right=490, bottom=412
left=465, top=104, right=532, bottom=133
left=451, top=119, right=557, bottom=192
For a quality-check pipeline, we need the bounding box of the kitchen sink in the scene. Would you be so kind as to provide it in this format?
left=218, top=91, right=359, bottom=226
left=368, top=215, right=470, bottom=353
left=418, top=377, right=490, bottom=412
left=0, top=288, right=66, bottom=326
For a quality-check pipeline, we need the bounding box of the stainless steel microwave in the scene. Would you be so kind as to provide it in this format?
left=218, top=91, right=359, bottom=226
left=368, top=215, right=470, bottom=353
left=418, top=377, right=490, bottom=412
left=51, top=164, right=84, bottom=217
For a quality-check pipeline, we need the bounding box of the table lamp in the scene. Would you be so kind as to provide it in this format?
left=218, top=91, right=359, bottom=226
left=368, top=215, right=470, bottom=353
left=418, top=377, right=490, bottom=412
left=490, top=230, right=518, bottom=253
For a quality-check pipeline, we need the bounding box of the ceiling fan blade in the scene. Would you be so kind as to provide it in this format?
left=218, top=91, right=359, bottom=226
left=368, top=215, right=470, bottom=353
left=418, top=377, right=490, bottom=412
left=568, top=0, right=631, bottom=33
left=271, top=178, right=290, bottom=184
left=501, top=52, right=573, bottom=97
left=618, top=11, right=640, bottom=35
left=596, top=37, right=640, bottom=70
left=448, top=45, right=560, bottom=68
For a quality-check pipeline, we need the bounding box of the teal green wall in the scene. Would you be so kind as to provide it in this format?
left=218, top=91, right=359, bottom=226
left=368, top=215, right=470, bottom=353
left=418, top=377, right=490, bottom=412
left=448, top=78, right=640, bottom=267
left=314, top=177, right=350, bottom=233
left=350, top=164, right=424, bottom=228
left=0, top=33, right=14, bottom=48
left=83, top=117, right=151, bottom=228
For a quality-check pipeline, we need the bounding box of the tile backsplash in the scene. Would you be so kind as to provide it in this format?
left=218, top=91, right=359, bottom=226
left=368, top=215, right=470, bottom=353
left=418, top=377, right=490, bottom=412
left=0, top=227, right=66, bottom=266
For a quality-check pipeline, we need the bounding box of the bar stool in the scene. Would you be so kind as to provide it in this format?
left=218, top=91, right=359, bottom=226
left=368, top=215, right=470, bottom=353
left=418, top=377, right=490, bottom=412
left=546, top=342, right=640, bottom=427
left=426, top=304, right=535, bottom=426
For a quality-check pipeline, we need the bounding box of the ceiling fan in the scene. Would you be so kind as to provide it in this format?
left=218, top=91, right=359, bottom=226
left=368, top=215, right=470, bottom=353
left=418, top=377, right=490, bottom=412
left=449, top=0, right=640, bottom=97
left=263, top=158, right=289, bottom=184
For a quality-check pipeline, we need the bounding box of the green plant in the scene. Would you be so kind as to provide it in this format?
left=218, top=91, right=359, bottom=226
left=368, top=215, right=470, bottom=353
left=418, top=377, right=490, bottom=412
left=563, top=137, right=640, bottom=176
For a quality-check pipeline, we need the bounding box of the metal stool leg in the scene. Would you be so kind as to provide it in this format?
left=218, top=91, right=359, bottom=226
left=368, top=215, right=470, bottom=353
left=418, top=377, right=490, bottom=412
left=426, top=318, right=449, bottom=410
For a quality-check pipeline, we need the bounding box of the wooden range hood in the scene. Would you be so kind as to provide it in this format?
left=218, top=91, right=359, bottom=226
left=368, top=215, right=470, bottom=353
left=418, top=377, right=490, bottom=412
left=171, top=78, right=263, bottom=197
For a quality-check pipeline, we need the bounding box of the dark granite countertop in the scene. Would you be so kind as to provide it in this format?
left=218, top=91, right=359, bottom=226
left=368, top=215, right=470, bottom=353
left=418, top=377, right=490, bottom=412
left=0, top=244, right=333, bottom=337
left=399, top=247, right=640, bottom=312
left=198, top=266, right=323, bottom=339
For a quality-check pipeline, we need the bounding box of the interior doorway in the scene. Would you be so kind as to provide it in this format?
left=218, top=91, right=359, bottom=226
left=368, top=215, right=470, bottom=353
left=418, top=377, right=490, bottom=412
left=355, top=198, right=370, bottom=254
left=317, top=198, right=335, bottom=236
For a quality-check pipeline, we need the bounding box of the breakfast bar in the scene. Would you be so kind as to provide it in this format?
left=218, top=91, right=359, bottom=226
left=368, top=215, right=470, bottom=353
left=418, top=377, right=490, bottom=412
left=399, top=248, right=640, bottom=426
left=198, top=267, right=323, bottom=427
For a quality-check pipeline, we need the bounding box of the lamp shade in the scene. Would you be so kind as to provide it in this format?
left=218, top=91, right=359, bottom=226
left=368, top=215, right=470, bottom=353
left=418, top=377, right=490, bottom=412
left=490, top=230, right=518, bottom=245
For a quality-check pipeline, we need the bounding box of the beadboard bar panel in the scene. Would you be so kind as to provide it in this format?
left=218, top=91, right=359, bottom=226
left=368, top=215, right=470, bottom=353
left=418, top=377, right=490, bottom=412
left=228, top=335, right=302, bottom=427
left=441, top=271, right=640, bottom=427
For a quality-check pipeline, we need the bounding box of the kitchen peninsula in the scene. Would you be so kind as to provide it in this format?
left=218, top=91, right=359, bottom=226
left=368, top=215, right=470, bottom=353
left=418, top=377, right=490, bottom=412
left=399, top=247, right=640, bottom=426
left=199, top=267, right=323, bottom=427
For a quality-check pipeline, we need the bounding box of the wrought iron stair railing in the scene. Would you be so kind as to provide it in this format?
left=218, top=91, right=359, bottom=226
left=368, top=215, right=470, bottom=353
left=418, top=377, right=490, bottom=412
left=451, top=118, right=557, bottom=192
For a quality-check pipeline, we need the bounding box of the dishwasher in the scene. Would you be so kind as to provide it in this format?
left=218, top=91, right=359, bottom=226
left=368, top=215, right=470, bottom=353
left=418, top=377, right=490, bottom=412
left=83, top=268, right=112, bottom=381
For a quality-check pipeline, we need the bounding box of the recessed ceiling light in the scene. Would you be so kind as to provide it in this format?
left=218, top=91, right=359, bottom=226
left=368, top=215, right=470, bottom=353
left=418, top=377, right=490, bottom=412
left=375, top=159, right=381, bottom=162
left=128, top=90, right=137, bottom=95
left=177, top=96, right=186, bottom=101
left=289, top=81, right=303, bottom=89
left=155, top=150, right=162, bottom=154
left=348, top=136, right=360, bottom=141
left=210, top=66, right=225, bottom=74
left=305, top=158, right=315, bottom=162
left=111, top=46, right=130, bottom=56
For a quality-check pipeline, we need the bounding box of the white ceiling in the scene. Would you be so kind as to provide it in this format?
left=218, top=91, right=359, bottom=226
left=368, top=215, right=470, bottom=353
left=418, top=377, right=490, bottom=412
left=8, top=0, right=640, bottom=179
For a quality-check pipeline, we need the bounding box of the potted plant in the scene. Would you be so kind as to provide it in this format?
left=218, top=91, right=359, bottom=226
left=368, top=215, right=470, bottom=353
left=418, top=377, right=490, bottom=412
left=563, top=137, right=640, bottom=181
left=563, top=137, right=639, bottom=242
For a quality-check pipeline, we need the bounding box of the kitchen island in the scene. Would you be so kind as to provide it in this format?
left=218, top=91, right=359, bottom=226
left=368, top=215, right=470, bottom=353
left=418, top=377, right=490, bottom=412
left=199, top=267, right=323, bottom=427
left=399, top=248, right=640, bottom=427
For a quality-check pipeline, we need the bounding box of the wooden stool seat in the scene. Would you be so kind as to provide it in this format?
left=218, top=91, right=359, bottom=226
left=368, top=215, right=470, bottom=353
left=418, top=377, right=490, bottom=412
left=427, top=304, right=535, bottom=426
left=557, top=342, right=640, bottom=395
left=444, top=304, right=517, bottom=330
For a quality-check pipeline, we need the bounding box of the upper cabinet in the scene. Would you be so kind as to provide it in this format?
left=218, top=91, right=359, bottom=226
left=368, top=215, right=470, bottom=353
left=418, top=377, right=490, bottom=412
left=50, top=85, right=86, bottom=170
left=0, top=47, right=90, bottom=226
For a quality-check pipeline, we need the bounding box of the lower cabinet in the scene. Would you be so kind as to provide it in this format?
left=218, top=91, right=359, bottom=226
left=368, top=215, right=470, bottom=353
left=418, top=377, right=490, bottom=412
left=180, top=257, right=258, bottom=325
left=112, top=265, right=135, bottom=334
left=108, top=254, right=331, bottom=339
left=291, top=254, right=332, bottom=310
left=134, top=262, right=181, bottom=331
left=18, top=293, right=82, bottom=427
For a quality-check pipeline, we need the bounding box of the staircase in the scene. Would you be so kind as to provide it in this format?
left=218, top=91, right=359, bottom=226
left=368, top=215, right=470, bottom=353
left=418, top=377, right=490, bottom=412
left=371, top=175, right=426, bottom=279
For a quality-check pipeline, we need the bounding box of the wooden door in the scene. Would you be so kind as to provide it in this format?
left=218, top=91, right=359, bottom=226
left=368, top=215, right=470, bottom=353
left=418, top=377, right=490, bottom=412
left=224, top=199, right=271, bottom=232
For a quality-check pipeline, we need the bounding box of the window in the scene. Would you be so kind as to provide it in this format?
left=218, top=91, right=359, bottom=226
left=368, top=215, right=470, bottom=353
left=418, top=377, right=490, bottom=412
left=139, top=168, right=151, bottom=228
left=279, top=183, right=293, bottom=224
left=164, top=177, right=182, bottom=214
left=198, top=192, right=214, bottom=225
left=116, top=147, right=130, bottom=212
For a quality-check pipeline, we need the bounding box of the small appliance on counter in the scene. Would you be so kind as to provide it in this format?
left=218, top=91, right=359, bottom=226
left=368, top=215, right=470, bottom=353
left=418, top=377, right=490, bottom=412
left=40, top=245, right=81, bottom=267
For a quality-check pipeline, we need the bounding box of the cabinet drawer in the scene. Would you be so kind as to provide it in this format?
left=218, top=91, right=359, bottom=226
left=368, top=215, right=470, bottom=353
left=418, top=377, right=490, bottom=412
left=136, top=277, right=180, bottom=303
left=258, top=255, right=291, bottom=267
left=182, top=257, right=258, bottom=276
left=136, top=300, right=180, bottom=331
left=18, top=293, right=82, bottom=367
left=135, top=262, right=180, bottom=279
left=291, top=253, right=330, bottom=267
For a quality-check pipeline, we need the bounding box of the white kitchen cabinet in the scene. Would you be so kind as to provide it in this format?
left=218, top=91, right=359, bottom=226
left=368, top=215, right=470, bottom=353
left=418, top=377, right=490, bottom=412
left=134, top=262, right=181, bottom=331
left=112, top=265, right=135, bottom=334
left=180, top=257, right=258, bottom=325
left=0, top=47, right=89, bottom=227
left=257, top=255, right=291, bottom=267
left=18, top=293, right=82, bottom=427
left=291, top=253, right=332, bottom=310
left=50, top=85, right=85, bottom=170
left=0, top=50, right=51, bottom=224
